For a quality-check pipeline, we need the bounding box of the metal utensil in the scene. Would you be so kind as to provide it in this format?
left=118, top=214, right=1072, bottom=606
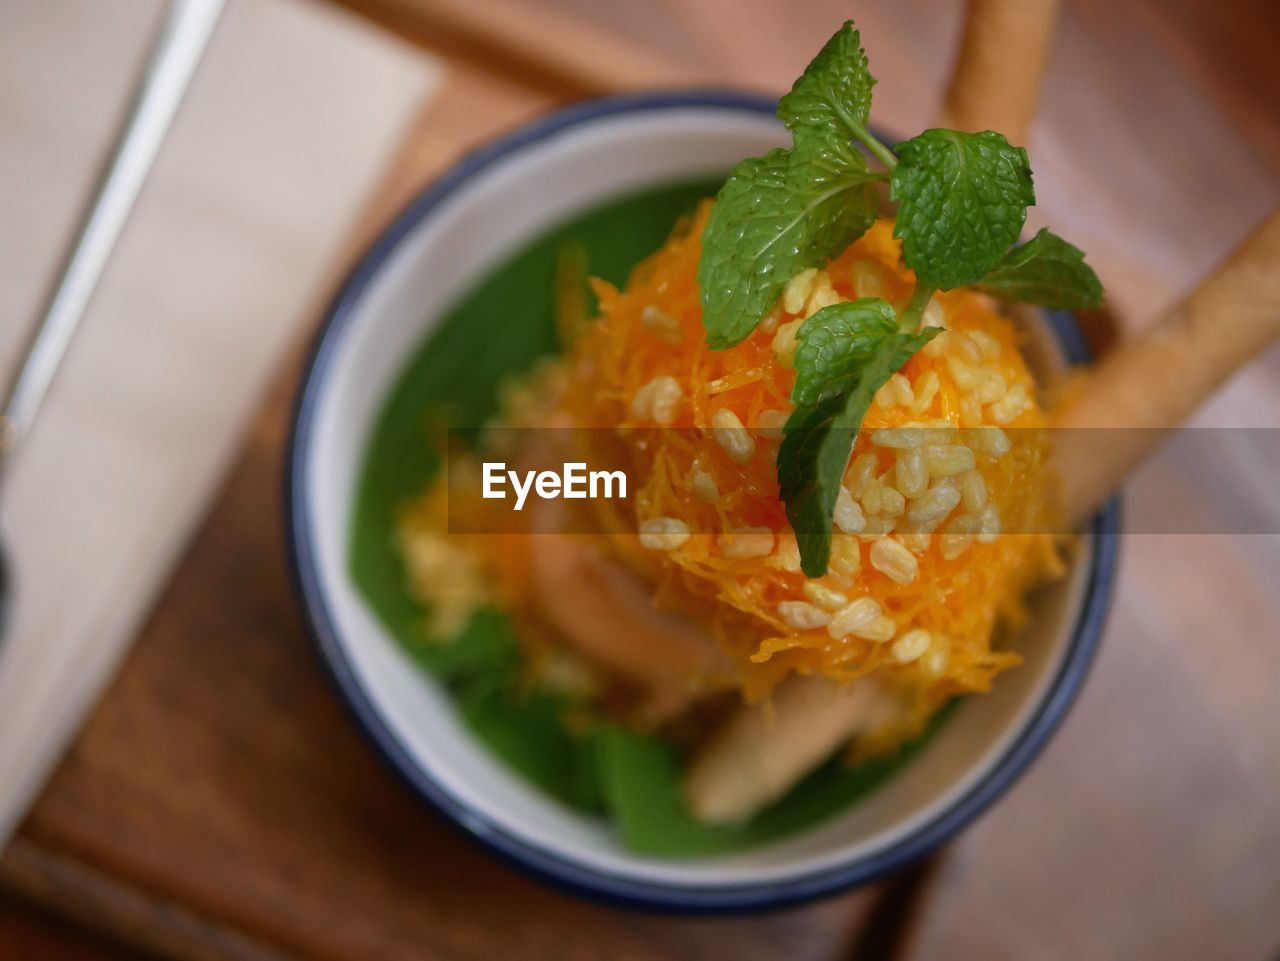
left=0, top=0, right=226, bottom=639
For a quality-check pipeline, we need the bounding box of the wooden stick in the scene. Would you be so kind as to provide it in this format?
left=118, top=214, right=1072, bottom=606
left=685, top=208, right=1280, bottom=824
left=938, top=0, right=1061, bottom=146
left=683, top=676, right=899, bottom=824
left=1055, top=209, right=1280, bottom=527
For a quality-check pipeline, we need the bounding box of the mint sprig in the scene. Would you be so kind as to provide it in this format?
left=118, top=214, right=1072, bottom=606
left=778, top=22, right=875, bottom=147
left=781, top=311, right=939, bottom=577
left=891, top=129, right=1035, bottom=292
left=789, top=298, right=903, bottom=406
left=699, top=23, right=885, bottom=350
left=696, top=19, right=1104, bottom=576
left=974, top=228, right=1103, bottom=309
left=698, top=148, right=879, bottom=349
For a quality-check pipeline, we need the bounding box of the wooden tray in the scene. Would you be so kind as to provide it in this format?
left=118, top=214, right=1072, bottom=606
left=3, top=2, right=1279, bottom=958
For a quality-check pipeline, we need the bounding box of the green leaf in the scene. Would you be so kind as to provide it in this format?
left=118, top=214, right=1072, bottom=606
left=790, top=298, right=901, bottom=406
left=353, top=179, right=721, bottom=650
left=778, top=20, right=876, bottom=141
left=405, top=606, right=518, bottom=682
left=352, top=181, right=724, bottom=818
left=458, top=678, right=604, bottom=812
left=780, top=326, right=940, bottom=577
left=698, top=19, right=886, bottom=348
left=699, top=148, right=878, bottom=348
left=891, top=129, right=1035, bottom=291
left=974, top=228, right=1104, bottom=309
left=786, top=126, right=884, bottom=193
left=405, top=607, right=605, bottom=812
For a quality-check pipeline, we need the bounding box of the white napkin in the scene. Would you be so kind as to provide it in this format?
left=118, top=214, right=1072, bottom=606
left=0, top=0, right=442, bottom=842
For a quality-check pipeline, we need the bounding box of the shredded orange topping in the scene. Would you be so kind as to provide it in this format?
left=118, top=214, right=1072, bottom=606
left=555, top=202, right=1063, bottom=720
left=403, top=201, right=1066, bottom=748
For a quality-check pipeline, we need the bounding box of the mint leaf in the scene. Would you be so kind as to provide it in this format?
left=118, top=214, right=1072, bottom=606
left=891, top=129, right=1035, bottom=291
left=698, top=18, right=885, bottom=348
left=786, top=128, right=870, bottom=192
left=699, top=148, right=878, bottom=348
left=790, top=298, right=901, bottom=406
left=974, top=228, right=1104, bottom=309
left=778, top=21, right=875, bottom=142
left=780, top=325, right=939, bottom=577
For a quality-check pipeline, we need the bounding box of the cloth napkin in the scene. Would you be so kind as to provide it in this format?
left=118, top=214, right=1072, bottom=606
left=0, top=0, right=442, bottom=842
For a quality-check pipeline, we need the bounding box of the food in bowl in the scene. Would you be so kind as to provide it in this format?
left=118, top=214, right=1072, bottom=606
left=374, top=21, right=1104, bottom=852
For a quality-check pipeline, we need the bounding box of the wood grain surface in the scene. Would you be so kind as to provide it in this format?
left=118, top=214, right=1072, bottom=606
left=4, top=1, right=1279, bottom=959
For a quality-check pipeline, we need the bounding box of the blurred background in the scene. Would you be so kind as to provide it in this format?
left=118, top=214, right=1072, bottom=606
left=1, top=0, right=1277, bottom=958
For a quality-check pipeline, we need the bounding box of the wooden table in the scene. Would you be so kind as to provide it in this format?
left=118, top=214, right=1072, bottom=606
left=4, top=1, right=1279, bottom=958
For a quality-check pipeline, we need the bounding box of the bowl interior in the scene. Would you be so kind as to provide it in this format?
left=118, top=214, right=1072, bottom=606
left=293, top=98, right=1101, bottom=899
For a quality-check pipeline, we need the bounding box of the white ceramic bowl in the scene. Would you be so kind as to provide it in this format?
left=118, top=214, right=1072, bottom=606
left=287, top=92, right=1118, bottom=911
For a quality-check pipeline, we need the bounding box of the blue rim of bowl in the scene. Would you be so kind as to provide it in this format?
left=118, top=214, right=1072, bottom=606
left=286, top=89, right=1120, bottom=914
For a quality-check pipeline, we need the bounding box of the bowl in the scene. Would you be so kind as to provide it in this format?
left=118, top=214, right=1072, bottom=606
left=286, top=91, right=1119, bottom=912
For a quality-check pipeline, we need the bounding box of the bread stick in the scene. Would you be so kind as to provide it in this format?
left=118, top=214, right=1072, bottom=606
left=1055, top=210, right=1280, bottom=527
left=939, top=0, right=1061, bottom=146
left=684, top=675, right=901, bottom=824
